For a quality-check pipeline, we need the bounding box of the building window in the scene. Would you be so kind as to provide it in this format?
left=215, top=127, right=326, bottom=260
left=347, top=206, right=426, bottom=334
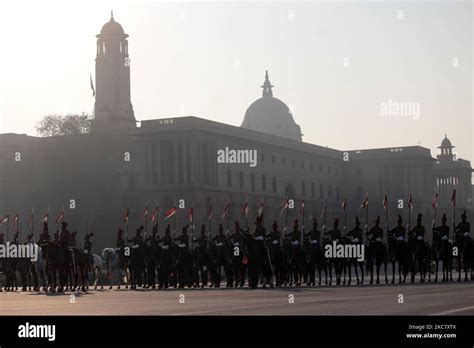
left=262, top=174, right=266, bottom=191
left=272, top=177, right=277, bottom=193
left=302, top=181, right=306, bottom=196
left=251, top=174, right=255, bottom=192
left=311, top=182, right=315, bottom=197
left=227, top=170, right=232, bottom=187
left=239, top=172, right=244, bottom=189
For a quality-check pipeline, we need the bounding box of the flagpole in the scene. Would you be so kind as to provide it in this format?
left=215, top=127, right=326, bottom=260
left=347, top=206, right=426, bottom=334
left=7, top=215, right=9, bottom=241
left=302, top=201, right=305, bottom=242
left=227, top=200, right=230, bottom=234
left=31, top=209, right=34, bottom=237
left=145, top=204, right=148, bottom=235
left=452, top=189, right=456, bottom=231
left=385, top=194, right=389, bottom=235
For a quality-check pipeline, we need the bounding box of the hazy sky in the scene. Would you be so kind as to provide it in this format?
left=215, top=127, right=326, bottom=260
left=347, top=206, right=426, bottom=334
left=0, top=0, right=472, bottom=164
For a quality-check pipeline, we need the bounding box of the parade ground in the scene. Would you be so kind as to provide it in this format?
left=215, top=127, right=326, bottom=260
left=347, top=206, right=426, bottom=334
left=1, top=282, right=474, bottom=316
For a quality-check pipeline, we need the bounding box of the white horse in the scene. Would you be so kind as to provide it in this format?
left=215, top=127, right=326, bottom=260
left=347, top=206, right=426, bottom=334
left=102, top=248, right=129, bottom=289
left=90, top=253, right=103, bottom=289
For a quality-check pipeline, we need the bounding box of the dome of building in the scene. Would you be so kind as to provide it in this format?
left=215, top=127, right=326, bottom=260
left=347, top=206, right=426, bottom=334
left=97, top=12, right=128, bottom=38
left=439, top=134, right=454, bottom=149
left=241, top=71, right=302, bottom=141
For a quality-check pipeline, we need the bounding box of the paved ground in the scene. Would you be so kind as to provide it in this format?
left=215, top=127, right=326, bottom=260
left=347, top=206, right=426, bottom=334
left=1, top=281, right=474, bottom=315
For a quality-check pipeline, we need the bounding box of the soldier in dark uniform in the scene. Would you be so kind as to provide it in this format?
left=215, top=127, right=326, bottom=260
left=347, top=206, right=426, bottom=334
left=326, top=218, right=343, bottom=285
left=193, top=224, right=209, bottom=288
left=115, top=228, right=126, bottom=267
left=25, top=233, right=34, bottom=244
left=84, top=233, right=94, bottom=268
left=408, top=214, right=427, bottom=282
left=70, top=231, right=78, bottom=248
left=230, top=221, right=245, bottom=287
left=388, top=215, right=408, bottom=283
left=284, top=219, right=304, bottom=286
left=347, top=217, right=364, bottom=284
left=53, top=230, right=60, bottom=243
left=176, top=225, right=190, bottom=249
left=302, top=219, right=321, bottom=286
left=37, top=222, right=50, bottom=259
left=366, top=216, right=385, bottom=284
left=12, top=231, right=20, bottom=244
left=211, top=224, right=230, bottom=287
left=59, top=222, right=71, bottom=269
left=433, top=213, right=451, bottom=282
left=128, top=226, right=145, bottom=246
left=454, top=211, right=471, bottom=281
left=146, top=225, right=159, bottom=248
left=158, top=224, right=173, bottom=288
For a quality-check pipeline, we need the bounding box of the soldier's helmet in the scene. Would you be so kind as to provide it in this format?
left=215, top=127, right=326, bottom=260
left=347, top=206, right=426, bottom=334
left=117, top=228, right=124, bottom=236
left=61, top=221, right=68, bottom=228
left=43, top=222, right=49, bottom=231
left=442, top=213, right=447, bottom=223
left=14, top=231, right=19, bottom=238
left=152, top=225, right=157, bottom=234
left=417, top=213, right=423, bottom=223
left=201, top=224, right=206, bottom=234
left=182, top=225, right=188, bottom=234
left=218, top=224, right=224, bottom=233
left=397, top=214, right=402, bottom=224
left=26, top=233, right=33, bottom=240
left=334, top=218, right=339, bottom=227
left=273, top=220, right=278, bottom=229
left=462, top=210, right=467, bottom=221
left=375, top=216, right=380, bottom=225
left=312, top=218, right=318, bottom=228
left=294, top=219, right=299, bottom=228
left=355, top=216, right=360, bottom=226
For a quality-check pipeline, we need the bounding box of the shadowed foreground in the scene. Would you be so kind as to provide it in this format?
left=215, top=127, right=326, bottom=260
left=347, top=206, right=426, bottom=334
left=1, top=282, right=474, bottom=315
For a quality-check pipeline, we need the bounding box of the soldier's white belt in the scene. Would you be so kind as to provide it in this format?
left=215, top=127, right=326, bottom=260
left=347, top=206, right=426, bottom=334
left=161, top=245, right=169, bottom=250
left=375, top=237, right=383, bottom=242
left=416, top=236, right=423, bottom=241
left=272, top=240, right=279, bottom=245
left=464, top=232, right=470, bottom=237
left=84, top=250, right=89, bottom=254
left=333, top=239, right=340, bottom=243
left=396, top=236, right=404, bottom=241
left=310, top=240, right=319, bottom=244
left=131, top=244, right=140, bottom=249
left=441, top=235, right=449, bottom=240
left=233, top=242, right=240, bottom=247
left=178, top=244, right=186, bottom=248
left=291, top=240, right=300, bottom=246
left=216, top=242, right=224, bottom=246
left=352, top=238, right=359, bottom=243
left=255, top=236, right=264, bottom=241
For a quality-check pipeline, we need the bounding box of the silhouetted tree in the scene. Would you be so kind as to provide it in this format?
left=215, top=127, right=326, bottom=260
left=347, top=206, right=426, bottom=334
left=35, top=113, right=91, bottom=137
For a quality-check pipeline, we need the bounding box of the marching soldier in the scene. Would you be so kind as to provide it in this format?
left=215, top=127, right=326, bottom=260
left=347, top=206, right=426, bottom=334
left=367, top=216, right=383, bottom=242
left=59, top=222, right=70, bottom=250
left=366, top=216, right=384, bottom=284
left=285, top=219, right=304, bottom=286
left=304, top=218, right=321, bottom=244
left=326, top=218, right=343, bottom=285
left=286, top=219, right=302, bottom=244
left=158, top=224, right=173, bottom=289
left=433, top=213, right=450, bottom=282
left=128, top=226, right=145, bottom=246
left=37, top=222, right=50, bottom=259
left=408, top=214, right=427, bottom=282
left=176, top=225, right=190, bottom=249
left=409, top=214, right=425, bottom=242
left=230, top=221, right=245, bottom=287
left=434, top=213, right=450, bottom=242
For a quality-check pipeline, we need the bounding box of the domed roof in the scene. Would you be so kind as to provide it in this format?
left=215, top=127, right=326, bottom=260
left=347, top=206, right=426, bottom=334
left=97, top=12, right=128, bottom=38
left=241, top=71, right=302, bottom=141
left=439, top=134, right=454, bottom=148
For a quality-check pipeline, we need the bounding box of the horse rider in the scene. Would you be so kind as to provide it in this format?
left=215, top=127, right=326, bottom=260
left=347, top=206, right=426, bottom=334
left=229, top=221, right=245, bottom=287
left=84, top=233, right=94, bottom=267
left=454, top=210, right=470, bottom=240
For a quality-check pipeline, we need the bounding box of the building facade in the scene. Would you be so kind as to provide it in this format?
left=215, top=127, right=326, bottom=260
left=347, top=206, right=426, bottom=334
left=0, top=15, right=471, bottom=247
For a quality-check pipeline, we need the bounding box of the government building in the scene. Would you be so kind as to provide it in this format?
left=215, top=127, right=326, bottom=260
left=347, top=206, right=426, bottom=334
left=0, top=15, right=472, bottom=247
